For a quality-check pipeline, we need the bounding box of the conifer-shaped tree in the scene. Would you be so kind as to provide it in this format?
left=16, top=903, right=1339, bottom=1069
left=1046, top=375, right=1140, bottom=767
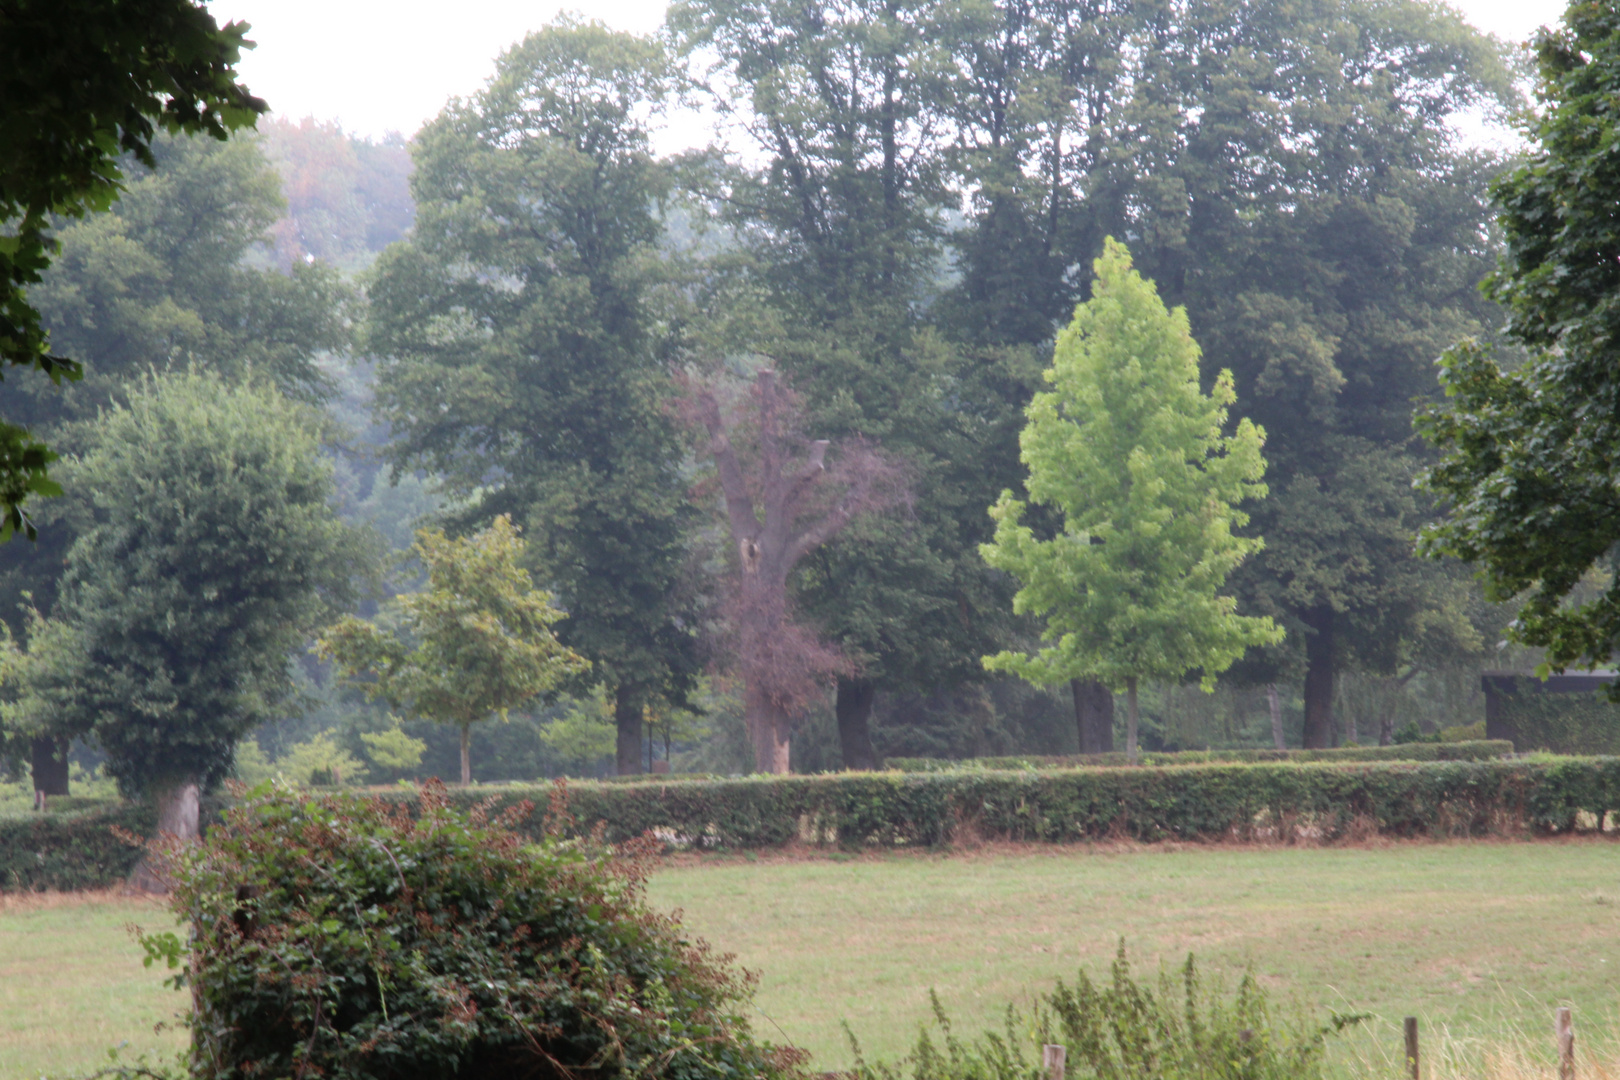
left=981, top=240, right=1283, bottom=759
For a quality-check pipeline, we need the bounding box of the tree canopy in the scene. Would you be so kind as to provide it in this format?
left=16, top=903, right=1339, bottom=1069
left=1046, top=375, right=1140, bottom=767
left=0, top=0, right=266, bottom=537
left=1417, top=0, right=1620, bottom=683
left=982, top=240, right=1281, bottom=757
left=4, top=370, right=368, bottom=806
left=367, top=19, right=699, bottom=774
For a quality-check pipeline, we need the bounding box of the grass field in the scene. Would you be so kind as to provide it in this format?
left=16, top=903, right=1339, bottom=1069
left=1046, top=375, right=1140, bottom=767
left=5, top=839, right=1620, bottom=1078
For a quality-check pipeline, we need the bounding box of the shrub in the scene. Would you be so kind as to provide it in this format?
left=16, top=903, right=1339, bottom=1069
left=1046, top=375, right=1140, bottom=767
left=153, top=781, right=801, bottom=1080
left=852, top=945, right=1358, bottom=1080
left=884, top=740, right=1512, bottom=772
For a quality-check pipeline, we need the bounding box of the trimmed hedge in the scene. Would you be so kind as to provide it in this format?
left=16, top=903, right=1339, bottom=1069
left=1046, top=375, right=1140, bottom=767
left=884, top=740, right=1515, bottom=772
left=6, top=757, right=1617, bottom=890
left=422, top=757, right=1616, bottom=849
left=0, top=802, right=155, bottom=891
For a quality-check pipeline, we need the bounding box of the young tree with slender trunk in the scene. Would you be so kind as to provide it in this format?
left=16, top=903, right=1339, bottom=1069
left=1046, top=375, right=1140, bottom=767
left=317, top=517, right=588, bottom=785
left=689, top=370, right=903, bottom=773
left=982, top=240, right=1282, bottom=760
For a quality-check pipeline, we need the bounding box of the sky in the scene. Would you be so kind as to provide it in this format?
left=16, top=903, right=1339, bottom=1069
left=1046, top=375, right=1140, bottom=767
left=208, top=0, right=1566, bottom=145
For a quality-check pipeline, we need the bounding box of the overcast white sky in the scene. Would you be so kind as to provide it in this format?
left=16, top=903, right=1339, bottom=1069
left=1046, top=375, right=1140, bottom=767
left=207, top=0, right=1564, bottom=144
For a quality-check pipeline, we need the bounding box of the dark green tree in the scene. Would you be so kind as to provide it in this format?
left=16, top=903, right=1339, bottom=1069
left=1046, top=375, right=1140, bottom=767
left=367, top=20, right=699, bottom=774
left=1082, top=0, right=1515, bottom=745
left=1417, top=0, right=1620, bottom=683
left=672, top=0, right=1018, bottom=768
left=5, top=371, right=369, bottom=833
left=0, top=0, right=265, bottom=537
left=936, top=0, right=1151, bottom=752
left=0, top=131, right=353, bottom=794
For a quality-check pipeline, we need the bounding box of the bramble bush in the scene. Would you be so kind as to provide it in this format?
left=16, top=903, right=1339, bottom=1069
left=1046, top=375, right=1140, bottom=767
left=853, top=945, right=1362, bottom=1080
left=145, top=781, right=803, bottom=1080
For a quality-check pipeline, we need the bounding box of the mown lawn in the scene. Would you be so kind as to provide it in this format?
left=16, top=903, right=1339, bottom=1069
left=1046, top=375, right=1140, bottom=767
left=5, top=839, right=1620, bottom=1077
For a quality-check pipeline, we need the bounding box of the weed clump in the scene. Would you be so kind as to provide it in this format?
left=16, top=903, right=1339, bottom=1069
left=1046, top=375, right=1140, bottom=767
left=144, top=780, right=802, bottom=1080
left=852, top=945, right=1360, bottom=1080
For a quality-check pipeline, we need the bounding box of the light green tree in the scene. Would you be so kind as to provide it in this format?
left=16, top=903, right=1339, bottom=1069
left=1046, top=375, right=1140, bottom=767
left=981, top=240, right=1283, bottom=760
left=316, top=516, right=589, bottom=785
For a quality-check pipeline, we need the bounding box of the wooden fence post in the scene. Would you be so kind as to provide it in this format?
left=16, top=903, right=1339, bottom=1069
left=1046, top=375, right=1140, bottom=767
left=1042, top=1044, right=1066, bottom=1080
left=1404, top=1017, right=1419, bottom=1080
left=1557, top=1007, right=1575, bottom=1080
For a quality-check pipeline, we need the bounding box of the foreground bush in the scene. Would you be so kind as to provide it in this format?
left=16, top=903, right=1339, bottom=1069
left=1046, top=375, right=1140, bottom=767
left=152, top=782, right=801, bottom=1080
left=855, top=946, right=1357, bottom=1080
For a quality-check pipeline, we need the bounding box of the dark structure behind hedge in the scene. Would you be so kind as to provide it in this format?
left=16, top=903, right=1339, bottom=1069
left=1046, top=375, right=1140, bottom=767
left=8, top=758, right=1620, bottom=890
left=884, top=740, right=1514, bottom=772
left=1483, top=673, right=1620, bottom=754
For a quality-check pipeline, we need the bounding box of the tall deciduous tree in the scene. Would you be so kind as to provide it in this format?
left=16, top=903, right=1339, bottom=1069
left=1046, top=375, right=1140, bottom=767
left=317, top=517, right=588, bottom=785
left=0, top=0, right=266, bottom=537
left=1417, top=0, right=1620, bottom=682
left=1083, top=0, right=1515, bottom=745
left=672, top=0, right=1016, bottom=766
left=689, top=370, right=903, bottom=773
left=981, top=241, right=1281, bottom=759
left=4, top=371, right=368, bottom=835
left=368, top=20, right=699, bottom=774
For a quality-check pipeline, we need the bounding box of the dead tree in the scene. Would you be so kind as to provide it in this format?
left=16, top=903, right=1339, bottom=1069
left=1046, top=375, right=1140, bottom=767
left=690, top=370, right=902, bottom=773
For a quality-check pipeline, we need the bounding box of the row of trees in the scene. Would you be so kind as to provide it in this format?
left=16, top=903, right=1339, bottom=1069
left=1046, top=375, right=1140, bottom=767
left=0, top=0, right=1550, bottom=797
left=362, top=0, right=1514, bottom=768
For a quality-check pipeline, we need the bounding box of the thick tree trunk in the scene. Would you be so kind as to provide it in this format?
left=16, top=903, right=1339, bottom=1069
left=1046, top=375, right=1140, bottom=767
left=30, top=735, right=69, bottom=800
left=744, top=682, right=792, bottom=774
left=836, top=677, right=879, bottom=770
left=1071, top=679, right=1114, bottom=754
left=130, top=779, right=200, bottom=894
left=1301, top=606, right=1336, bottom=749
left=1125, top=676, right=1140, bottom=763
left=614, top=687, right=643, bottom=776
left=459, top=723, right=472, bottom=786
left=1379, top=712, right=1395, bottom=746
left=1267, top=684, right=1286, bottom=750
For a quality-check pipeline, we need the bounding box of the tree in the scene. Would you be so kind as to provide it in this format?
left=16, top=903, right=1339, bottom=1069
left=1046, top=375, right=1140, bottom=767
left=368, top=20, right=699, bottom=775
left=0, top=0, right=265, bottom=537
left=5, top=370, right=368, bottom=834
left=1417, top=0, right=1620, bottom=682
left=1080, top=0, right=1515, bottom=745
left=0, top=130, right=355, bottom=795
left=317, top=517, right=589, bottom=785
left=671, top=0, right=1021, bottom=767
left=981, top=240, right=1282, bottom=759
left=689, top=369, right=903, bottom=773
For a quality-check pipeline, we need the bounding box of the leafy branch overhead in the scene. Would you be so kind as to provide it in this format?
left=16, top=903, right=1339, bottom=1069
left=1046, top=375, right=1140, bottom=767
left=0, top=0, right=267, bottom=538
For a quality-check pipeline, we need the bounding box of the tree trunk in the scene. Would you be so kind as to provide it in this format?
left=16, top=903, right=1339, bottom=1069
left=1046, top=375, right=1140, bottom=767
left=30, top=735, right=69, bottom=799
left=1125, top=676, right=1140, bottom=763
left=459, top=723, right=472, bottom=785
left=836, top=677, right=879, bottom=770
left=1071, top=679, right=1114, bottom=754
left=744, top=682, right=793, bottom=774
left=1379, top=712, right=1395, bottom=746
left=1267, top=684, right=1286, bottom=750
left=614, top=687, right=643, bottom=776
left=130, top=779, right=200, bottom=894
left=1301, top=606, right=1336, bottom=749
